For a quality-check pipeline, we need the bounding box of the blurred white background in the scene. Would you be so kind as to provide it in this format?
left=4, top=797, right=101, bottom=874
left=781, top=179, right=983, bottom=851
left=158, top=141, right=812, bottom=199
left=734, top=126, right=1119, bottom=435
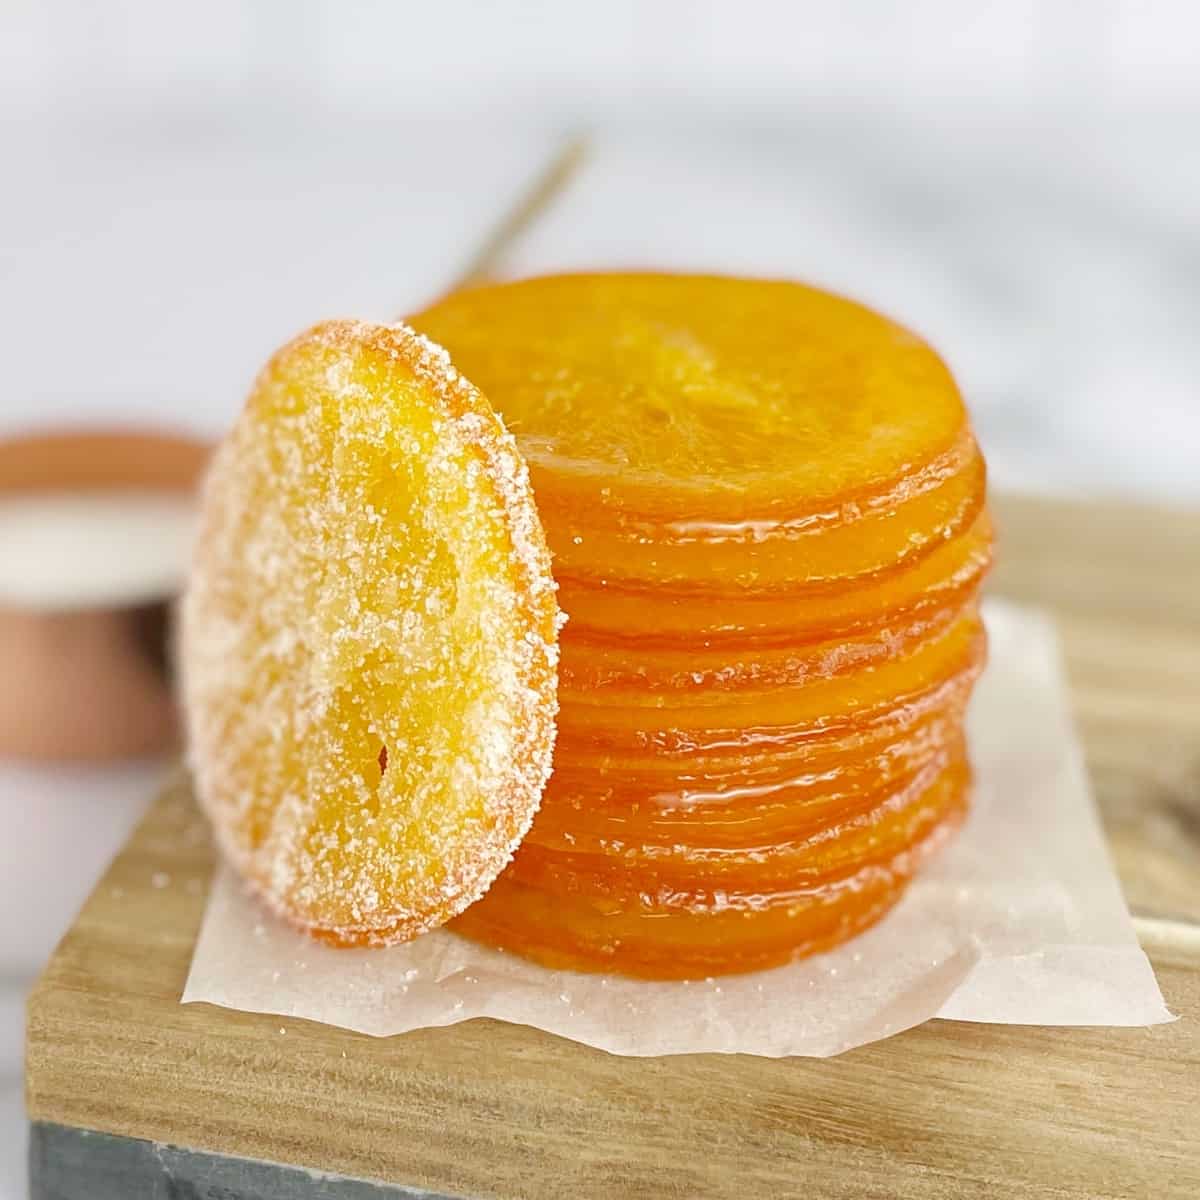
left=2, top=2, right=1199, bottom=1194
left=3, top=0, right=1199, bottom=495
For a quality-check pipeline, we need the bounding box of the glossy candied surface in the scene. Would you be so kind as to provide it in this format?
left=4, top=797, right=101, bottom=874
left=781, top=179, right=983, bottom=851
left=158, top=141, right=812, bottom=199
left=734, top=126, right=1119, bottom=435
left=556, top=651, right=984, bottom=772
left=513, top=750, right=966, bottom=896
left=534, top=713, right=967, bottom=853
left=423, top=273, right=993, bottom=979
left=551, top=674, right=970, bottom=780
left=409, top=273, right=967, bottom=524
left=557, top=609, right=983, bottom=731
left=451, top=760, right=969, bottom=979
left=181, top=321, right=561, bottom=947
left=558, top=602, right=961, bottom=698
left=554, top=511, right=994, bottom=642
left=454, top=600, right=984, bottom=977
left=540, top=439, right=986, bottom=590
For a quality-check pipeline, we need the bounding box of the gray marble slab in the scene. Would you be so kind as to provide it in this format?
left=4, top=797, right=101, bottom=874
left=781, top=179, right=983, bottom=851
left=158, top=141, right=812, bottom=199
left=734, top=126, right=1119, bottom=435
left=28, top=1122, right=460, bottom=1200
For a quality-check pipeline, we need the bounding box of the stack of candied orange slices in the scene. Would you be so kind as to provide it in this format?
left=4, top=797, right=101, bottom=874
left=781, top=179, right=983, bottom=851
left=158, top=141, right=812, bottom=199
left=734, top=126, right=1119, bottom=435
left=410, top=274, right=992, bottom=980
left=181, top=274, right=992, bottom=984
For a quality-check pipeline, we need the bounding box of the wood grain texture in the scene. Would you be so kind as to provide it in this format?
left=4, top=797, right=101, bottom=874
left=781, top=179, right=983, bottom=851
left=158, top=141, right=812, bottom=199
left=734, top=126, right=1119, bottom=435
left=26, top=494, right=1200, bottom=1200
left=990, top=493, right=1200, bottom=926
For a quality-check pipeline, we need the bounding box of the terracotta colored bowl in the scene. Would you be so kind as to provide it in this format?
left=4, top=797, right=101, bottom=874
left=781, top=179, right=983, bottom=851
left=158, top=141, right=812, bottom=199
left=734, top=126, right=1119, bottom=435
left=0, top=428, right=210, bottom=761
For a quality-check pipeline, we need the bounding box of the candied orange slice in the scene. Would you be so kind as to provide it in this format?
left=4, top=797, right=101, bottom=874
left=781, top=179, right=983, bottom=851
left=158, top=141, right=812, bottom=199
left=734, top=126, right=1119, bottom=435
left=554, top=510, right=993, bottom=643
left=181, top=320, right=561, bottom=946
left=410, top=273, right=967, bottom=526
left=427, top=272, right=992, bottom=979
left=539, top=439, right=985, bottom=590
left=550, top=681, right=968, bottom=785
left=452, top=760, right=969, bottom=979
left=552, top=651, right=982, bottom=781
left=531, top=715, right=964, bottom=852
left=512, top=746, right=964, bottom=897
left=558, top=609, right=983, bottom=732
left=411, top=275, right=979, bottom=591
left=558, top=602, right=961, bottom=699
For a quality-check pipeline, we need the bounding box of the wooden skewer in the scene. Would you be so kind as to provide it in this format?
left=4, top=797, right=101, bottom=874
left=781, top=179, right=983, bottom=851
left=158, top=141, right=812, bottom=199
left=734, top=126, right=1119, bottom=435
left=447, top=132, right=589, bottom=292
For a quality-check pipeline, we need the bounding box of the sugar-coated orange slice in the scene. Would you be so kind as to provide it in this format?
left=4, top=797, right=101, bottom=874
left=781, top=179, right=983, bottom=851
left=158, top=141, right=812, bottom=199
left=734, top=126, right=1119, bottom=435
left=181, top=320, right=561, bottom=946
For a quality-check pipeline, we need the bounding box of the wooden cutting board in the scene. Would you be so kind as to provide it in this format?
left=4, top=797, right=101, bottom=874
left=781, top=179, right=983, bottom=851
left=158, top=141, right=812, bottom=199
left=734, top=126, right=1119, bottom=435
left=24, top=492, right=1200, bottom=1199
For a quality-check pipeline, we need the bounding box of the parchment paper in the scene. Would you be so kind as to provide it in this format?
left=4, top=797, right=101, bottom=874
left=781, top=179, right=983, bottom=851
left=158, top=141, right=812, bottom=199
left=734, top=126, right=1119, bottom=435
left=183, top=600, right=1172, bottom=1056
